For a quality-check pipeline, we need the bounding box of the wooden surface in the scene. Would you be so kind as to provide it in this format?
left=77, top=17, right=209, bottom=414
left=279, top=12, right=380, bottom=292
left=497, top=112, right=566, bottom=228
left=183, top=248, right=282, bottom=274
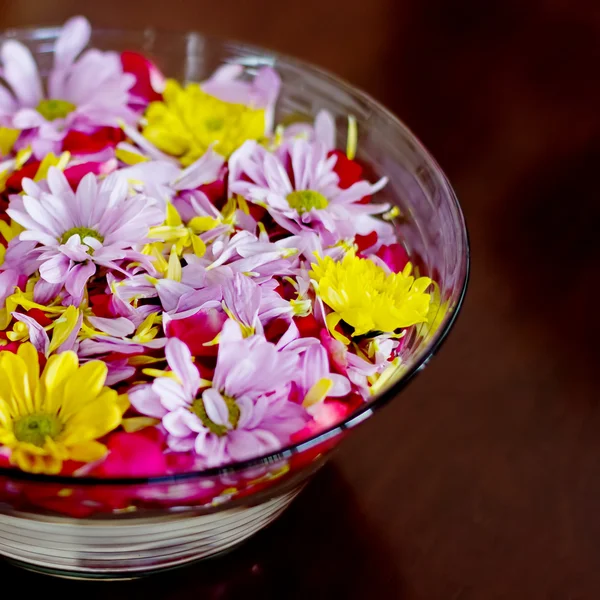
left=0, top=0, right=599, bottom=597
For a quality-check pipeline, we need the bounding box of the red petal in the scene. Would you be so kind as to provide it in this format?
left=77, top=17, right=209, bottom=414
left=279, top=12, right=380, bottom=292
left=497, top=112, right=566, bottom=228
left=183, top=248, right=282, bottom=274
left=62, top=127, right=124, bottom=155
left=121, top=51, right=164, bottom=103
left=355, top=231, right=378, bottom=254
left=6, top=161, right=40, bottom=193
left=329, top=149, right=363, bottom=189
left=295, top=314, right=322, bottom=339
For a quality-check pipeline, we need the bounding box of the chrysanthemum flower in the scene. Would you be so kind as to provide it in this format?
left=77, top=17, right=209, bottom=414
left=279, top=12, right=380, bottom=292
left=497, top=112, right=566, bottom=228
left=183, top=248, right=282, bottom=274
left=141, top=69, right=278, bottom=165
left=7, top=167, right=164, bottom=304
left=229, top=138, right=394, bottom=245
left=0, top=343, right=125, bottom=474
left=130, top=321, right=308, bottom=467
left=310, top=251, right=432, bottom=342
left=0, top=17, right=137, bottom=158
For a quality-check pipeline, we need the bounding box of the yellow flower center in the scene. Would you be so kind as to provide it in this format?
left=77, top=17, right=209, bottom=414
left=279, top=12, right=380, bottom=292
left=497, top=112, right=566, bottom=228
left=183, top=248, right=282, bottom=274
left=310, top=251, right=433, bottom=340
left=190, top=394, right=240, bottom=437
left=60, top=227, right=105, bottom=246
left=36, top=99, right=76, bottom=121
left=286, top=190, right=329, bottom=214
left=13, top=414, right=63, bottom=447
left=142, top=79, right=266, bottom=165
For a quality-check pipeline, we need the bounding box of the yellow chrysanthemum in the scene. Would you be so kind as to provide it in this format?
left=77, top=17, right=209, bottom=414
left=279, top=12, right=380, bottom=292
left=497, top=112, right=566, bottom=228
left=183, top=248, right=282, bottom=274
left=0, top=343, right=126, bottom=474
left=142, top=79, right=266, bottom=165
left=310, top=251, right=432, bottom=342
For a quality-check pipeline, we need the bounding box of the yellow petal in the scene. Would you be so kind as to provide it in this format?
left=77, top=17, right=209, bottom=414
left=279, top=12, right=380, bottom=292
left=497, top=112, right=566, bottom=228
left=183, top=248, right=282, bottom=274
left=326, top=312, right=350, bottom=345
left=0, top=127, right=19, bottom=156
left=48, top=305, right=80, bottom=353
left=115, top=145, right=149, bottom=165
left=67, top=440, right=107, bottom=463
left=60, top=390, right=122, bottom=443
left=60, top=360, right=108, bottom=419
left=117, top=393, right=129, bottom=415
left=190, top=234, right=206, bottom=257
left=167, top=244, right=182, bottom=282
left=166, top=201, right=183, bottom=227
left=0, top=351, right=34, bottom=416
left=34, top=151, right=71, bottom=181
left=303, top=378, right=334, bottom=408
left=40, top=351, right=79, bottom=414
left=188, top=216, right=219, bottom=232
left=122, top=416, right=160, bottom=433
left=17, top=342, right=39, bottom=406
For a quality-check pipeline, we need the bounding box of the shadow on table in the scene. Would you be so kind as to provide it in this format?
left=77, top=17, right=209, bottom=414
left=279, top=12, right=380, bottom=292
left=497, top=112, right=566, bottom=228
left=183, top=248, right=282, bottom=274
left=2, top=463, right=403, bottom=599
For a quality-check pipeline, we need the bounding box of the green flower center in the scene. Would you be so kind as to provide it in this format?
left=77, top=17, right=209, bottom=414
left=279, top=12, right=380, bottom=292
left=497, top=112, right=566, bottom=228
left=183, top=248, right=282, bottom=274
left=36, top=99, right=76, bottom=121
left=14, top=414, right=63, bottom=447
left=60, top=227, right=105, bottom=246
left=190, top=394, right=240, bottom=437
left=286, top=190, right=329, bottom=214
left=204, top=117, right=225, bottom=132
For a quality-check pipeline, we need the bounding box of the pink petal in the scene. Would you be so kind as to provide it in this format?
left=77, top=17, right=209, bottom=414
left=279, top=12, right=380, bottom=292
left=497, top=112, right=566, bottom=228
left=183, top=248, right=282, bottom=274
left=201, top=388, right=230, bottom=427
left=314, top=110, right=336, bottom=151
left=33, top=279, right=63, bottom=304
left=53, top=16, right=91, bottom=69
left=163, top=408, right=194, bottom=438
left=152, top=378, right=190, bottom=411
left=0, top=269, right=18, bottom=307
left=39, top=253, right=70, bottom=284
left=12, top=108, right=46, bottom=129
left=0, top=40, right=43, bottom=107
left=164, top=338, right=200, bottom=398
left=11, top=313, right=50, bottom=355
left=64, top=261, right=96, bottom=301
left=129, top=384, right=167, bottom=419
left=87, top=316, right=135, bottom=337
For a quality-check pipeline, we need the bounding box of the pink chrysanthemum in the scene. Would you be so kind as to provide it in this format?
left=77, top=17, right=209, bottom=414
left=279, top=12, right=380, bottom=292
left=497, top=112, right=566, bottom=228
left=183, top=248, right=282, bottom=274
left=130, top=321, right=309, bottom=467
left=0, top=16, right=137, bottom=158
left=229, top=138, right=395, bottom=245
left=7, top=166, right=164, bottom=303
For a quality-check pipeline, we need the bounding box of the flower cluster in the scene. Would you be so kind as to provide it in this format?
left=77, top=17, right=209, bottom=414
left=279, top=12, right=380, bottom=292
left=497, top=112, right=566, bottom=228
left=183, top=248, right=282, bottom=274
left=0, top=17, right=437, bottom=478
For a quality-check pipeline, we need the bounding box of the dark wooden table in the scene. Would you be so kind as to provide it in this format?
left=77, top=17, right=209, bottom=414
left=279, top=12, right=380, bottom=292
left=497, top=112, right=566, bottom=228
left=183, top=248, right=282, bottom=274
left=0, top=0, right=598, bottom=597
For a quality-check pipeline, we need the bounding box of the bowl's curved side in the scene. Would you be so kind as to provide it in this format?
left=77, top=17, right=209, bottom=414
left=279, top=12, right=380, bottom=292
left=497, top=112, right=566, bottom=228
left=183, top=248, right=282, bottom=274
left=0, top=27, right=469, bottom=492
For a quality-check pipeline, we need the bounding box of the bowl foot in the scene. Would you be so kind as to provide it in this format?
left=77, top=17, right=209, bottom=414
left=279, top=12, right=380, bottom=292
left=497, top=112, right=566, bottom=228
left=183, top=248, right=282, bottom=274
left=0, top=487, right=300, bottom=579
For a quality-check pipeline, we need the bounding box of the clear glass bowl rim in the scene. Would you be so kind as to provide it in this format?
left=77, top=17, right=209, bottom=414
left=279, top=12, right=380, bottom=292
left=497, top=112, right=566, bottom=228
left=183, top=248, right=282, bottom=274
left=0, top=25, right=471, bottom=485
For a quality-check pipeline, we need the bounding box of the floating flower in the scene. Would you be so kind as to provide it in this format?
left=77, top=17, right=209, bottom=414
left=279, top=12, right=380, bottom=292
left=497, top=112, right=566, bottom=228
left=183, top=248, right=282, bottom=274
left=310, top=251, right=432, bottom=341
left=130, top=322, right=308, bottom=467
left=229, top=138, right=394, bottom=245
left=0, top=17, right=137, bottom=158
left=0, top=343, right=125, bottom=474
left=7, top=167, right=164, bottom=303
left=142, top=77, right=270, bottom=165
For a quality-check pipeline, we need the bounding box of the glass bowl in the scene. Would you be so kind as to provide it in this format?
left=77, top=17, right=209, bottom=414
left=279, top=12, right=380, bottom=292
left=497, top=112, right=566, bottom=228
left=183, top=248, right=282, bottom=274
left=0, top=26, right=469, bottom=579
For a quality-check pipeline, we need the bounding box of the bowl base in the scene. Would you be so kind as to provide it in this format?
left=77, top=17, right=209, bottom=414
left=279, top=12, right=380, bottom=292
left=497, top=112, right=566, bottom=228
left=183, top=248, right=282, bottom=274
left=0, top=487, right=301, bottom=578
